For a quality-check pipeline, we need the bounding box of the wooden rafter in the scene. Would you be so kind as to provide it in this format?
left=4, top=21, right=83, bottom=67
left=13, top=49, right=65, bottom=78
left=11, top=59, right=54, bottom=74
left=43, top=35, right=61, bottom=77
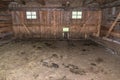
left=0, top=0, right=119, bottom=9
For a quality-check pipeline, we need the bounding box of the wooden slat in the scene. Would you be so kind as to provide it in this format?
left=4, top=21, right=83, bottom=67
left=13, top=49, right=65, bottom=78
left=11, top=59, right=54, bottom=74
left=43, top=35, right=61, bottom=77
left=0, top=27, right=11, bottom=33
left=0, top=23, right=11, bottom=27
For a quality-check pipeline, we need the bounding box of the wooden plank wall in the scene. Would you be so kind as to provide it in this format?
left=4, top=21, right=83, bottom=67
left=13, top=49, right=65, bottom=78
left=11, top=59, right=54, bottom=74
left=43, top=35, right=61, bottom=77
left=12, top=9, right=101, bottom=39
left=0, top=11, right=12, bottom=38
left=101, top=6, right=120, bottom=38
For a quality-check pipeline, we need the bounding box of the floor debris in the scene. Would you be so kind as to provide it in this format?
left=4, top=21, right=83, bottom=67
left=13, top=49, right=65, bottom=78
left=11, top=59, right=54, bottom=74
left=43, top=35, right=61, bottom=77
left=0, top=40, right=119, bottom=80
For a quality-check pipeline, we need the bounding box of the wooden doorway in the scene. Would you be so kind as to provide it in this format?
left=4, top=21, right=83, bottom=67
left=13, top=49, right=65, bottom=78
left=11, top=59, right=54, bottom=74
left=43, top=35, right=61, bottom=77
left=63, top=27, right=69, bottom=39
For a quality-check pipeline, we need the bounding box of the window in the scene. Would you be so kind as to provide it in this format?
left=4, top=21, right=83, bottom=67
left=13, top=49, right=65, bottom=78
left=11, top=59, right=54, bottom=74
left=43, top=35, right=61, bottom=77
left=63, top=27, right=69, bottom=32
left=72, top=11, right=82, bottom=19
left=26, top=11, right=37, bottom=19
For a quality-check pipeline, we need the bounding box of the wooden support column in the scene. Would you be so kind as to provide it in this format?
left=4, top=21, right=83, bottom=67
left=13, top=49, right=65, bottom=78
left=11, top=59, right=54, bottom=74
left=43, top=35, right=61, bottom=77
left=80, top=12, right=92, bottom=38
left=11, top=11, right=17, bottom=37
left=96, top=11, right=102, bottom=37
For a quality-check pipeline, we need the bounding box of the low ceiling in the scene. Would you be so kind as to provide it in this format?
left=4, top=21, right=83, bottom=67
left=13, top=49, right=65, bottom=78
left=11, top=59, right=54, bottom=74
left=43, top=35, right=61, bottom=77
left=0, top=0, right=119, bottom=10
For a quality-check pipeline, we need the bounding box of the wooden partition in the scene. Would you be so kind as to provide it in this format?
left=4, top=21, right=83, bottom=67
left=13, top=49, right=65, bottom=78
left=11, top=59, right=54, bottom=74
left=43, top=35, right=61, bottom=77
left=11, top=8, right=101, bottom=39
left=0, top=11, right=12, bottom=38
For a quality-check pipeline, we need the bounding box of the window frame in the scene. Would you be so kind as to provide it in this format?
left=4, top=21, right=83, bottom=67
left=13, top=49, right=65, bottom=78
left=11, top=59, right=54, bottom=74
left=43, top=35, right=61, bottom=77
left=26, top=11, right=37, bottom=20
left=72, top=11, right=82, bottom=19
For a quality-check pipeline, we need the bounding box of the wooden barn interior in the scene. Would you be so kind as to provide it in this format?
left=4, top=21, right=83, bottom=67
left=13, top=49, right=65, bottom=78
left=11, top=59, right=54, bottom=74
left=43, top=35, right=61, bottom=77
left=0, top=0, right=120, bottom=80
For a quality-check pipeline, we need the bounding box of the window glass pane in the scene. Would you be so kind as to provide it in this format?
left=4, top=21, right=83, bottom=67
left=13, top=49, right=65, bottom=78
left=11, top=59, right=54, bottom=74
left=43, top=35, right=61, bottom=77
left=72, top=11, right=77, bottom=15
left=77, top=16, right=82, bottom=19
left=32, top=12, right=36, bottom=15
left=32, top=16, right=37, bottom=19
left=26, top=12, right=31, bottom=15
left=72, top=16, right=77, bottom=19
left=27, top=16, right=31, bottom=19
left=78, top=12, right=82, bottom=15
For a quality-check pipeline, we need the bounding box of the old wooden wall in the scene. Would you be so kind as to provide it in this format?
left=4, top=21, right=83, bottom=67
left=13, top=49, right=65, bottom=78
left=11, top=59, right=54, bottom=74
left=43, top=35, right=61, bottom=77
left=101, top=6, right=120, bottom=39
left=0, top=11, right=12, bottom=38
left=11, top=8, right=101, bottom=39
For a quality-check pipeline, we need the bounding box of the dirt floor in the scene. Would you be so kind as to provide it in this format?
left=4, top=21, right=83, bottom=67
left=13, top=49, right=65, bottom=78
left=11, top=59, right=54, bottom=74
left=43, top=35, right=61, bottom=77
left=0, top=40, right=120, bottom=80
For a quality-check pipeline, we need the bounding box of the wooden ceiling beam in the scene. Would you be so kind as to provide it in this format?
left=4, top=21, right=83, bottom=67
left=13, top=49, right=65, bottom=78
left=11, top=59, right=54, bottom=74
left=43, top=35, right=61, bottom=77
left=0, top=0, right=119, bottom=9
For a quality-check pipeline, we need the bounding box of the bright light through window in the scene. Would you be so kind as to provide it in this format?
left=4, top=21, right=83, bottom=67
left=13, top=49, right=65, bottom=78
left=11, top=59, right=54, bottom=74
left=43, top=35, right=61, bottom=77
left=72, top=11, right=82, bottom=19
left=26, top=11, right=37, bottom=19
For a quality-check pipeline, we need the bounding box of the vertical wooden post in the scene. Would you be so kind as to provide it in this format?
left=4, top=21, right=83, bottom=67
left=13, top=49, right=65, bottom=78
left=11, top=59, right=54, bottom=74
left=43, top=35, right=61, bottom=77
left=11, top=11, right=17, bottom=37
left=96, top=11, right=102, bottom=37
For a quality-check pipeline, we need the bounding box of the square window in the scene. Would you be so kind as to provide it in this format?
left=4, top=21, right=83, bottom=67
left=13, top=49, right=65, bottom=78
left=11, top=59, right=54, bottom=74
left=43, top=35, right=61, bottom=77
left=26, top=11, right=37, bottom=19
left=72, top=11, right=82, bottom=19
left=63, top=27, right=69, bottom=32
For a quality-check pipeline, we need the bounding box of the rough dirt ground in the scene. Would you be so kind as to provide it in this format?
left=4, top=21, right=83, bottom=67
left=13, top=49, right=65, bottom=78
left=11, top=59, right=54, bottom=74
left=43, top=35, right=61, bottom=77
left=0, top=40, right=120, bottom=80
